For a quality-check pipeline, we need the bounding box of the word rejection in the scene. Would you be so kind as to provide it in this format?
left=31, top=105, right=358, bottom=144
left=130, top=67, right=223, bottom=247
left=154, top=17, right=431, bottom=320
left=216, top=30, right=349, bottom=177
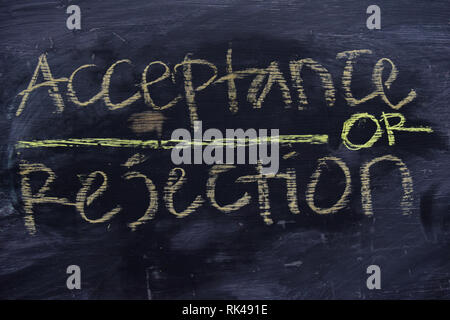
left=19, top=153, right=413, bottom=235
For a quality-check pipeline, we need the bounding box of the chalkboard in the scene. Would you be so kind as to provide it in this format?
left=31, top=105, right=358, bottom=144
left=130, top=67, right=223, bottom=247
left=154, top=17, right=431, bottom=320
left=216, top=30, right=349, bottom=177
left=0, top=0, right=449, bottom=300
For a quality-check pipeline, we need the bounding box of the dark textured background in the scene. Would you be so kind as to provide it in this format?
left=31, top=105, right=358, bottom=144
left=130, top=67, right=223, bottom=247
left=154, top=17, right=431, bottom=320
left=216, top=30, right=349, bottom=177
left=0, top=0, right=449, bottom=299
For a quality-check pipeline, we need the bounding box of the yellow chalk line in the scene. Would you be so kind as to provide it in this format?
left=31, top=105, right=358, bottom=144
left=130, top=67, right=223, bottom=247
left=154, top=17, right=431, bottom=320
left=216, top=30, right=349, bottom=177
left=15, top=135, right=328, bottom=149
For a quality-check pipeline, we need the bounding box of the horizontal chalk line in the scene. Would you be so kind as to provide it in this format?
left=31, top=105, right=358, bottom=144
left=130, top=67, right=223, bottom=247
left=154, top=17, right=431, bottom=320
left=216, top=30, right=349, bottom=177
left=15, top=135, right=328, bottom=149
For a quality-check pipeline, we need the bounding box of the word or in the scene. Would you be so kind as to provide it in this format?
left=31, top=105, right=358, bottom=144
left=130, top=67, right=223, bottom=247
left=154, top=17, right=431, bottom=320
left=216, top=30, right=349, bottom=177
left=66, top=5, right=81, bottom=30
left=367, top=5, right=381, bottom=30
left=366, top=265, right=381, bottom=290
left=341, top=112, right=432, bottom=150
left=66, top=265, right=81, bottom=290
left=15, top=49, right=418, bottom=130
left=19, top=154, right=414, bottom=235
left=171, top=121, right=280, bottom=174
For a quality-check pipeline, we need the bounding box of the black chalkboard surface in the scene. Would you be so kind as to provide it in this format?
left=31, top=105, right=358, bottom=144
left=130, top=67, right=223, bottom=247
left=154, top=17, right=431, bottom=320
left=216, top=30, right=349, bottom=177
left=0, top=0, right=449, bottom=300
